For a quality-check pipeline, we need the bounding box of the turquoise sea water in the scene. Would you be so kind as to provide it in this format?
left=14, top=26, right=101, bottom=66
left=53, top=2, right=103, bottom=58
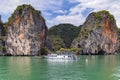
left=0, top=55, right=120, bottom=80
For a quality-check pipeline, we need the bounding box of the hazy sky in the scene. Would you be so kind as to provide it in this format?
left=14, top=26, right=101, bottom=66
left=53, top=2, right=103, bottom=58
left=0, top=0, right=120, bottom=28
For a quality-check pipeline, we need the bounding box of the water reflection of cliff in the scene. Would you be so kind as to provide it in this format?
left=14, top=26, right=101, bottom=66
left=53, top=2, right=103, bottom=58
left=7, top=57, right=31, bottom=80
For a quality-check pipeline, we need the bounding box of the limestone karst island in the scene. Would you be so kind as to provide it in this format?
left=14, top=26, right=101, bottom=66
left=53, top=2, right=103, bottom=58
left=0, top=1, right=120, bottom=80
left=0, top=4, right=119, bottom=55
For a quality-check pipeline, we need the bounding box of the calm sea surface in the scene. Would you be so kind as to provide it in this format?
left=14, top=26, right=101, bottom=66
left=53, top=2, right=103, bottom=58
left=0, top=55, right=120, bottom=80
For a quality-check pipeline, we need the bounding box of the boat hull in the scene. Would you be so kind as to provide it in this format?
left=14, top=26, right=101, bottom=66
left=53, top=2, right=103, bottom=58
left=44, top=54, right=77, bottom=60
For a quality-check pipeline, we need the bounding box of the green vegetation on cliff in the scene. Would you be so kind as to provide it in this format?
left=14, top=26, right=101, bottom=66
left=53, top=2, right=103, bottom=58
left=0, top=46, right=6, bottom=52
left=56, top=48, right=81, bottom=53
left=117, top=28, right=120, bottom=40
left=49, top=24, right=81, bottom=49
left=94, top=10, right=115, bottom=21
left=49, top=35, right=65, bottom=51
left=8, top=4, right=41, bottom=23
left=0, top=19, right=2, bottom=23
left=78, top=10, right=116, bottom=41
left=3, top=22, right=8, bottom=36
left=15, top=4, right=41, bottom=14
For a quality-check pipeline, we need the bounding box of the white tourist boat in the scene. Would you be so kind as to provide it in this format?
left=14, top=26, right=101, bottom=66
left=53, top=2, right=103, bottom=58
left=45, top=54, right=77, bottom=60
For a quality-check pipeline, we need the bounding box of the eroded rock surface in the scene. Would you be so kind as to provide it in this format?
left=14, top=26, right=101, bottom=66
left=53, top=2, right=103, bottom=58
left=72, top=10, right=119, bottom=54
left=7, top=5, right=47, bottom=55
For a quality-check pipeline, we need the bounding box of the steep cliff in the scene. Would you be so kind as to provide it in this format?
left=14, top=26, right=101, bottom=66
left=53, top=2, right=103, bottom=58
left=0, top=16, right=5, bottom=36
left=6, top=4, right=47, bottom=55
left=0, top=16, right=6, bottom=55
left=72, top=10, right=119, bottom=54
left=117, top=28, right=120, bottom=52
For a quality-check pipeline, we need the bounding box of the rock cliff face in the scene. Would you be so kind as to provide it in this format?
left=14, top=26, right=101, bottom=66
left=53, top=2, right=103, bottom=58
left=0, top=16, right=5, bottom=36
left=117, top=28, right=120, bottom=52
left=7, top=4, right=47, bottom=55
left=72, top=10, right=119, bottom=54
left=0, top=16, right=6, bottom=55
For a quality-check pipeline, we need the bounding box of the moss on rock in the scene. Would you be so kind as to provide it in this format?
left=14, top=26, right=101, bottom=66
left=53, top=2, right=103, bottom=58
left=8, top=4, right=41, bottom=23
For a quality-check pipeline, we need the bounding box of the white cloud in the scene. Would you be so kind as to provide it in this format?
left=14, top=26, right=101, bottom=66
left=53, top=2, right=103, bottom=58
left=66, top=0, right=80, bottom=3
left=66, top=0, right=120, bottom=27
left=47, top=14, right=85, bottom=27
left=53, top=10, right=67, bottom=14
left=0, top=0, right=64, bottom=22
left=0, top=0, right=63, bottom=14
left=0, top=0, right=21, bottom=14
left=47, top=0, right=120, bottom=28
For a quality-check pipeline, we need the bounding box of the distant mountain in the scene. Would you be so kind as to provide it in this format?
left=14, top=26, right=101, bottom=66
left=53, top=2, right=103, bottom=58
left=48, top=24, right=81, bottom=50
left=72, top=10, right=119, bottom=54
